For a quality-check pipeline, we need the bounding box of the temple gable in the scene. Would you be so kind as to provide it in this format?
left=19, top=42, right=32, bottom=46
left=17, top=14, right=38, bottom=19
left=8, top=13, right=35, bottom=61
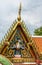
left=0, top=3, right=39, bottom=63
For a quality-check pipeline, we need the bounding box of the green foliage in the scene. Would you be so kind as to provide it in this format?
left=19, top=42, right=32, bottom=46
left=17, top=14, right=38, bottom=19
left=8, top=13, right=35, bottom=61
left=0, top=55, right=12, bottom=65
left=34, top=26, right=42, bottom=35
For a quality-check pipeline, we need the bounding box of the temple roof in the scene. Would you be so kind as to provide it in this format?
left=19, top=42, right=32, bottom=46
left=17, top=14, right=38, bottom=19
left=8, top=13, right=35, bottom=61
left=32, top=36, right=42, bottom=55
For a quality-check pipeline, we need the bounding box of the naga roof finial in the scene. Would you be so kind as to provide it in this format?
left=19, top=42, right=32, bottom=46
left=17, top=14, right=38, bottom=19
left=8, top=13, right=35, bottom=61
left=17, top=3, right=22, bottom=21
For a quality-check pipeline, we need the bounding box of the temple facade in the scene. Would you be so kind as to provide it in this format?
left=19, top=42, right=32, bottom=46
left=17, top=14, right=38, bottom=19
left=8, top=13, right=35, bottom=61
left=0, top=3, right=42, bottom=65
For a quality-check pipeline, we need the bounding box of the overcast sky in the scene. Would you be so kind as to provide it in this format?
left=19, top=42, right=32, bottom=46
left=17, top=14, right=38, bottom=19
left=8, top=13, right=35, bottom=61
left=0, top=0, right=42, bottom=41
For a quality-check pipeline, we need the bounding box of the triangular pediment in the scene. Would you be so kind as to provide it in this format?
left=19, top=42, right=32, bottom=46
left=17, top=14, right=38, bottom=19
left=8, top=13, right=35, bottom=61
left=0, top=20, right=39, bottom=63
left=0, top=3, right=40, bottom=63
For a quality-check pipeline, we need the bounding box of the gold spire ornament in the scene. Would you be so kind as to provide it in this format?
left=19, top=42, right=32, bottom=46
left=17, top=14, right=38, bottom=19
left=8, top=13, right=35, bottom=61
left=17, top=3, right=22, bottom=21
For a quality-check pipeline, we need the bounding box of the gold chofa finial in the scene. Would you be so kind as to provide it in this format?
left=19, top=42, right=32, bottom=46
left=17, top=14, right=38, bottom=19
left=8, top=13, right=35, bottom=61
left=17, top=3, right=22, bottom=21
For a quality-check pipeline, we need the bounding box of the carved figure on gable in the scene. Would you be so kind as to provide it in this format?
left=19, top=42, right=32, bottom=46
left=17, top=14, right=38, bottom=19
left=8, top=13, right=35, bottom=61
left=9, top=39, right=25, bottom=57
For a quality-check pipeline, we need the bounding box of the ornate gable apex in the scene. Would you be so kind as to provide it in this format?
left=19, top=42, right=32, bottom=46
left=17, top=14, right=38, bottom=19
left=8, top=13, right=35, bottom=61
left=2, top=20, right=31, bottom=42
